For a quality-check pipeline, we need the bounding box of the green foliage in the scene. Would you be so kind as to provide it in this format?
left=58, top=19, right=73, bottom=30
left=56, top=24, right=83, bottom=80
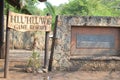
left=60, top=0, right=88, bottom=15
left=21, top=0, right=42, bottom=15
left=45, top=2, right=55, bottom=16
left=5, top=0, right=43, bottom=15
left=27, top=51, right=41, bottom=71
left=5, top=0, right=120, bottom=16
left=59, top=0, right=120, bottom=16
left=101, top=0, right=120, bottom=16
left=4, top=0, right=20, bottom=14
left=43, top=1, right=56, bottom=30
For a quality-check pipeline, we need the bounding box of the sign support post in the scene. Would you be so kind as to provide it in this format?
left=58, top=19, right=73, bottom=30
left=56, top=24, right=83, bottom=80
left=4, top=27, right=10, bottom=78
left=0, top=0, right=4, bottom=59
left=44, top=13, right=50, bottom=71
left=44, top=31, right=49, bottom=71
left=48, top=16, right=58, bottom=71
left=4, top=11, right=10, bottom=78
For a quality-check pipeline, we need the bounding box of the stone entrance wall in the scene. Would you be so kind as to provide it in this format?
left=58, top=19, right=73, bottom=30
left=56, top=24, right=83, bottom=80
left=53, top=16, right=120, bottom=71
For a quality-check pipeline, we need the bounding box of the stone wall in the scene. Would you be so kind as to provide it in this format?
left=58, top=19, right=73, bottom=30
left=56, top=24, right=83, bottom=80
left=9, top=31, right=46, bottom=50
left=53, top=16, right=120, bottom=71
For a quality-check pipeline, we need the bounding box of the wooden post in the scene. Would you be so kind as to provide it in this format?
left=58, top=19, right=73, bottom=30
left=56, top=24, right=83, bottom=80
left=0, top=0, right=4, bottom=59
left=43, top=13, right=51, bottom=72
left=44, top=32, right=49, bottom=70
left=4, top=11, right=10, bottom=78
left=48, top=16, right=58, bottom=71
left=4, top=27, right=10, bottom=78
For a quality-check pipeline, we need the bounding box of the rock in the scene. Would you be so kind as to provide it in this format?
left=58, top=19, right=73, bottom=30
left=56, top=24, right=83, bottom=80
left=42, top=68, right=48, bottom=73
left=37, top=69, right=43, bottom=73
left=26, top=67, right=33, bottom=73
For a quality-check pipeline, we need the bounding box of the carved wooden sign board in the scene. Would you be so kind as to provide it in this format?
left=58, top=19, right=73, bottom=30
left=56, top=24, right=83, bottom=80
left=8, top=11, right=52, bottom=32
left=4, top=11, right=52, bottom=78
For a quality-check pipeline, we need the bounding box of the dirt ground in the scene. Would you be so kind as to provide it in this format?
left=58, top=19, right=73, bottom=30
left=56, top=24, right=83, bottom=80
left=0, top=50, right=120, bottom=80
left=0, top=69, right=120, bottom=80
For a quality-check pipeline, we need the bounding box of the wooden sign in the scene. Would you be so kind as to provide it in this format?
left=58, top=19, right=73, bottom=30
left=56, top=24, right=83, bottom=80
left=8, top=11, right=52, bottom=32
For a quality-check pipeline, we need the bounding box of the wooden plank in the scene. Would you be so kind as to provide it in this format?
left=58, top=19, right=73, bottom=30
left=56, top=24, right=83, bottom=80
left=8, top=11, right=52, bottom=32
left=0, top=0, right=4, bottom=59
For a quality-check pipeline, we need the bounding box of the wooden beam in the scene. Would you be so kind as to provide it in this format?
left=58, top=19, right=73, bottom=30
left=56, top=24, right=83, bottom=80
left=4, top=11, right=10, bottom=78
left=48, top=16, right=58, bottom=71
left=44, top=13, right=50, bottom=72
left=44, top=31, right=49, bottom=71
left=0, top=0, right=4, bottom=59
left=4, top=27, right=10, bottom=78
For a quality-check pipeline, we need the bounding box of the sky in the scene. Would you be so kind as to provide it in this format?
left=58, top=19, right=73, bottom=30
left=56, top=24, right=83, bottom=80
left=37, top=0, right=69, bottom=10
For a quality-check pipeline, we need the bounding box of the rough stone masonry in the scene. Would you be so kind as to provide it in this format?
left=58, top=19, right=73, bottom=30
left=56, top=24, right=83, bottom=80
left=52, top=16, right=120, bottom=71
